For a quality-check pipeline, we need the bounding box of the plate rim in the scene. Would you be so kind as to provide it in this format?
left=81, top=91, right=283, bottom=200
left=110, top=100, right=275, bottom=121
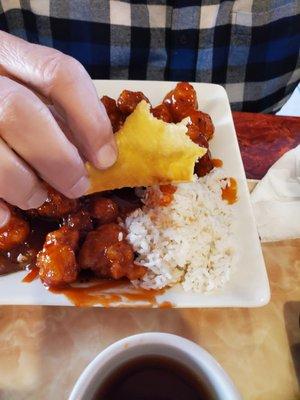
left=0, top=80, right=270, bottom=308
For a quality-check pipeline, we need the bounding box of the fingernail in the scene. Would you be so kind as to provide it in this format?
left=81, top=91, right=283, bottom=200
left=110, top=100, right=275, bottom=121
left=95, top=141, right=117, bottom=169
left=27, top=189, right=48, bottom=209
left=0, top=206, right=10, bottom=228
left=67, top=176, right=90, bottom=198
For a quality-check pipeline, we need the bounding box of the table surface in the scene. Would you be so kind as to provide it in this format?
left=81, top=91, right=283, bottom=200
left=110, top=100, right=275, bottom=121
left=0, top=113, right=299, bottom=400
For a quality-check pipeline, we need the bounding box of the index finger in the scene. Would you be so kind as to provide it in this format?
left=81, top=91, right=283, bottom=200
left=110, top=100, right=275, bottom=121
left=0, top=31, right=117, bottom=170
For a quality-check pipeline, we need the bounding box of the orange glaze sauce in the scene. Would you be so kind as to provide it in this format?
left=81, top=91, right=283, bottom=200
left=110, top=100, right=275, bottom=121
left=121, top=289, right=164, bottom=304
left=22, top=267, right=39, bottom=282
left=159, top=301, right=173, bottom=308
left=159, top=184, right=177, bottom=206
left=222, top=178, right=238, bottom=204
left=212, top=158, right=223, bottom=168
left=49, top=279, right=166, bottom=308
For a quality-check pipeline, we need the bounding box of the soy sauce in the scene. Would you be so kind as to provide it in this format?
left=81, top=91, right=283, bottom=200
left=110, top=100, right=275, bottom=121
left=93, top=355, right=214, bottom=400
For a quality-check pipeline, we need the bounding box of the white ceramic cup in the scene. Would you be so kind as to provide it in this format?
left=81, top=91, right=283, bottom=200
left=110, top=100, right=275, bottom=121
left=69, top=332, right=241, bottom=400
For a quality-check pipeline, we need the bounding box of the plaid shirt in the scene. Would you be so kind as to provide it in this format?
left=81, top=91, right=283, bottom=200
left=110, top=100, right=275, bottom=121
left=0, top=0, right=299, bottom=113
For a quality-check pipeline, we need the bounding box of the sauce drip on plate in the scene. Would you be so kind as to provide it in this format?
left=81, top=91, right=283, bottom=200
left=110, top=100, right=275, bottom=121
left=22, top=267, right=39, bottom=282
left=49, top=279, right=168, bottom=308
left=159, top=301, right=173, bottom=308
left=212, top=158, right=223, bottom=168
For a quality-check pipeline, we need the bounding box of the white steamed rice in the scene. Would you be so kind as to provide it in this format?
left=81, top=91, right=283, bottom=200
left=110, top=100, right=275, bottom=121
left=124, top=168, right=237, bottom=292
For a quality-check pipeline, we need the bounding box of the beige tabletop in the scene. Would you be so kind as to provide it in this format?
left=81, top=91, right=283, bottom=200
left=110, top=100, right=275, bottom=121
left=0, top=184, right=299, bottom=400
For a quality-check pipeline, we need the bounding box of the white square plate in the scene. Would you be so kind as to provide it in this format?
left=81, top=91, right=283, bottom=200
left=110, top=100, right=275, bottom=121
left=0, top=81, right=270, bottom=307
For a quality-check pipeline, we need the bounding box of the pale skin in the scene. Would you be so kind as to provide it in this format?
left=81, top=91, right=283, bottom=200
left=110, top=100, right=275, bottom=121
left=0, top=31, right=117, bottom=227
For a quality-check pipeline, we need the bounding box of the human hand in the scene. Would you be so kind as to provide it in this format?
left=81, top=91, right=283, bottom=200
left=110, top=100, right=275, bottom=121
left=0, top=31, right=116, bottom=227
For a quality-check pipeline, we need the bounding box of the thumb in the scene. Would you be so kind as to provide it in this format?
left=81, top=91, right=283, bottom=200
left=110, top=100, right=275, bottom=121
left=0, top=201, right=11, bottom=229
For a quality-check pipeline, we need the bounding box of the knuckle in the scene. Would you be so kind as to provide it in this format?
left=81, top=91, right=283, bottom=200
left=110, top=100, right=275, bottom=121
left=0, top=144, right=40, bottom=207
left=0, top=79, right=19, bottom=104
left=0, top=79, right=46, bottom=135
left=39, top=52, right=66, bottom=86
left=0, top=89, right=25, bottom=121
left=41, top=52, right=86, bottom=92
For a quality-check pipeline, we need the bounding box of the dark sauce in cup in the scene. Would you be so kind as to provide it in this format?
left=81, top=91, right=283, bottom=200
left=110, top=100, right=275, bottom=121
left=93, top=355, right=214, bottom=400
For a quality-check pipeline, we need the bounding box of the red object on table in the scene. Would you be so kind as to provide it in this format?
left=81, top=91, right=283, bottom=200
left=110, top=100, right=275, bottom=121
left=232, top=112, right=300, bottom=179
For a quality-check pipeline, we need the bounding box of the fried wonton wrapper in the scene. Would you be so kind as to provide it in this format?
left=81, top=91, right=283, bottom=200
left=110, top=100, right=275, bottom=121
left=86, top=101, right=206, bottom=194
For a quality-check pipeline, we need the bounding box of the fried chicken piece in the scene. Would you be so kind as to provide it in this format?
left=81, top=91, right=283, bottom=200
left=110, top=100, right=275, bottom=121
left=79, top=223, right=126, bottom=273
left=101, top=95, right=126, bottom=133
left=186, top=130, right=213, bottom=177
left=187, top=128, right=209, bottom=148
left=105, top=241, right=145, bottom=280
left=184, top=110, right=214, bottom=141
left=0, top=214, right=30, bottom=251
left=46, top=226, right=79, bottom=248
left=194, top=150, right=214, bottom=177
left=163, top=82, right=198, bottom=122
left=178, top=113, right=213, bottom=178
left=32, top=185, right=79, bottom=219
left=117, top=90, right=150, bottom=115
left=37, top=227, right=79, bottom=287
left=79, top=223, right=146, bottom=280
left=163, top=83, right=214, bottom=141
left=151, top=104, right=173, bottom=123
left=63, top=210, right=93, bottom=231
left=89, top=197, right=119, bottom=224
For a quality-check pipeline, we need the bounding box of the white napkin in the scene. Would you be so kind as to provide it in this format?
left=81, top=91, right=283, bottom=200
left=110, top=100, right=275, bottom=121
left=251, top=145, right=300, bottom=242
left=276, top=83, right=300, bottom=117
